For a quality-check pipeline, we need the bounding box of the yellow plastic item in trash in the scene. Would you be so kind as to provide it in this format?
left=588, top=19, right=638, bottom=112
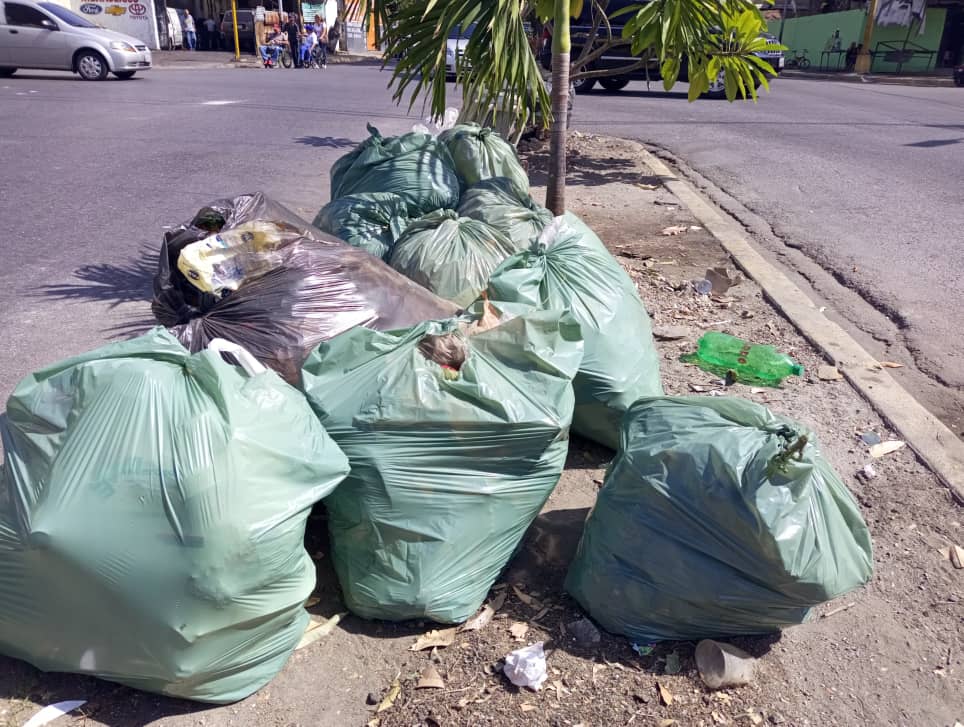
left=177, top=220, right=288, bottom=295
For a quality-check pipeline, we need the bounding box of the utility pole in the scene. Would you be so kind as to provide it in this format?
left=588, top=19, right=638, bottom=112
left=854, top=0, right=878, bottom=73
left=231, top=0, right=240, bottom=60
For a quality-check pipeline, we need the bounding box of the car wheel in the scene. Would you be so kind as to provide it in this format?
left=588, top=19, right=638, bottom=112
left=0, top=68, right=16, bottom=77
left=599, top=76, right=630, bottom=91
left=114, top=71, right=136, bottom=79
left=572, top=76, right=596, bottom=94
left=76, top=51, right=108, bottom=81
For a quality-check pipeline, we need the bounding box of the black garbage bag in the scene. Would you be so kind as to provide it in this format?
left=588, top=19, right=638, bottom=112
left=152, top=192, right=459, bottom=384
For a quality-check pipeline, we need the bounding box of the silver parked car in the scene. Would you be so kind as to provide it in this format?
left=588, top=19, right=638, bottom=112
left=0, top=0, right=151, bottom=80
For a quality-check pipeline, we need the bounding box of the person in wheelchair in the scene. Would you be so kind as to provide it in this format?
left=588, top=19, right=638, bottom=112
left=259, top=25, right=287, bottom=67
left=301, top=23, right=319, bottom=68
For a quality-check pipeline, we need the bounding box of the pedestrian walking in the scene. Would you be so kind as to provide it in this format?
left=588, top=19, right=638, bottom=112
left=183, top=9, right=196, bottom=50
left=204, top=16, right=218, bottom=50
left=284, top=13, right=301, bottom=67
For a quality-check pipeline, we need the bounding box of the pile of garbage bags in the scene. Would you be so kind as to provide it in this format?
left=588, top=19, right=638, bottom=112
left=0, top=123, right=873, bottom=705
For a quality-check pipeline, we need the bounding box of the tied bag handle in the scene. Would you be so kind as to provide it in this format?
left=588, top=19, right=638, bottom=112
left=207, top=338, right=267, bottom=377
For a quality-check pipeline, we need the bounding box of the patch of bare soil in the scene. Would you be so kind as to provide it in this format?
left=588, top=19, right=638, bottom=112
left=0, top=134, right=960, bottom=727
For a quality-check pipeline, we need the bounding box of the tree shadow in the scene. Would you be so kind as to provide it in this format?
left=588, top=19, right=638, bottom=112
left=525, top=145, right=666, bottom=188
left=904, top=137, right=963, bottom=148
left=293, top=135, right=359, bottom=148
left=33, top=247, right=159, bottom=338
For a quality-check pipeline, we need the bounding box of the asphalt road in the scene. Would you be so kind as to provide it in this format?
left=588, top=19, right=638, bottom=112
left=568, top=77, right=964, bottom=434
left=0, top=66, right=961, bottom=434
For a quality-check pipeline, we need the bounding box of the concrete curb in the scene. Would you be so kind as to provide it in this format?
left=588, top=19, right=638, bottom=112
left=151, top=52, right=381, bottom=71
left=780, top=69, right=955, bottom=87
left=635, top=146, right=964, bottom=504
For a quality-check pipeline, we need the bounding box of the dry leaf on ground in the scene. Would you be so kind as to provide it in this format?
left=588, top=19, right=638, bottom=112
left=461, top=591, right=506, bottom=632
left=657, top=681, right=674, bottom=706
left=410, top=627, right=458, bottom=651
left=817, top=365, right=843, bottom=381
left=509, top=622, right=529, bottom=642
left=661, top=225, right=689, bottom=236
left=416, top=664, right=445, bottom=689
left=512, top=585, right=539, bottom=608
left=376, top=680, right=401, bottom=713
left=879, top=361, right=904, bottom=368
left=296, top=612, right=347, bottom=650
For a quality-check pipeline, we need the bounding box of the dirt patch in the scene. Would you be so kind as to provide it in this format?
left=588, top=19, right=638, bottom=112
left=1, top=134, right=961, bottom=727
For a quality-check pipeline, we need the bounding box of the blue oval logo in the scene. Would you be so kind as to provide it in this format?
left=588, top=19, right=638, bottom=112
left=80, top=3, right=103, bottom=13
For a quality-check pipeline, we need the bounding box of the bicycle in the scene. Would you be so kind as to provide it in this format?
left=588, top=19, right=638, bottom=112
left=786, top=48, right=811, bottom=70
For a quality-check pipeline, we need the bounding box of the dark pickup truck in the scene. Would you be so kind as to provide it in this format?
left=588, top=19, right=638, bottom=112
left=540, top=0, right=784, bottom=99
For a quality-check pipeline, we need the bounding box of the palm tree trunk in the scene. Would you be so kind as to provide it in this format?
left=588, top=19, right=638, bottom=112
left=546, top=0, right=570, bottom=216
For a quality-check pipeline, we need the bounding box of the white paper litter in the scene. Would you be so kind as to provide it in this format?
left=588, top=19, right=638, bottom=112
left=22, top=700, right=86, bottom=727
left=503, top=641, right=548, bottom=691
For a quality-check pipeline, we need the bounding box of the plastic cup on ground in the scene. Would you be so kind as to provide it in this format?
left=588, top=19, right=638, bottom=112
left=695, top=639, right=755, bottom=689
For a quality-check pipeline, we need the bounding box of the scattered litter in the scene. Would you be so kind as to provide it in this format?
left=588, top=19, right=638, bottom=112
left=663, top=650, right=681, bottom=675
left=859, top=431, right=882, bottom=445
left=296, top=612, right=347, bottom=650
left=740, top=709, right=765, bottom=725
left=566, top=617, right=601, bottom=645
left=950, top=544, right=964, bottom=569
left=376, top=679, right=401, bottom=712
left=821, top=602, right=856, bottom=618
left=695, top=640, right=755, bottom=689
left=661, top=225, right=689, bottom=236
left=653, top=325, right=691, bottom=341
left=858, top=463, right=878, bottom=480
left=690, top=225, right=703, bottom=231
left=704, top=267, right=742, bottom=295
left=657, top=680, right=674, bottom=705
left=22, top=701, right=87, bottom=727
left=410, top=627, right=458, bottom=651
left=461, top=591, right=507, bottom=632
left=819, top=306, right=827, bottom=313
left=749, top=387, right=766, bottom=394
left=817, top=365, right=843, bottom=381
left=416, top=663, right=446, bottom=689
left=684, top=332, right=804, bottom=386
left=689, top=384, right=710, bottom=393
left=512, top=585, right=540, bottom=608
left=636, top=182, right=659, bottom=190
left=632, top=643, right=655, bottom=656
left=879, top=361, right=904, bottom=368
left=509, top=622, right=530, bottom=642
left=520, top=703, right=538, bottom=712
left=503, top=642, right=548, bottom=691
left=869, top=440, right=906, bottom=458
left=692, top=278, right=713, bottom=296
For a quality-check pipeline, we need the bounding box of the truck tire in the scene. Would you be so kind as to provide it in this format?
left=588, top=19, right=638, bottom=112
left=573, top=77, right=596, bottom=94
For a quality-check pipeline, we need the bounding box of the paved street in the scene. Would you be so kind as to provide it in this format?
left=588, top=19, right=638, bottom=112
left=569, top=77, right=964, bottom=434
left=0, top=67, right=961, bottom=436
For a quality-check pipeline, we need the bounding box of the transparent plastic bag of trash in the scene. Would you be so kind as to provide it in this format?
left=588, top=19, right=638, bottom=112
left=0, top=329, right=350, bottom=703
left=151, top=192, right=458, bottom=385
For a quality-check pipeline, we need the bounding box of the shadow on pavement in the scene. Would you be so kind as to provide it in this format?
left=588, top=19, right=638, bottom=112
left=293, top=135, right=358, bottom=148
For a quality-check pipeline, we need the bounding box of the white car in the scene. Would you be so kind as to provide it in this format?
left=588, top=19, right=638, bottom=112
left=444, top=23, right=474, bottom=78
left=0, top=0, right=151, bottom=80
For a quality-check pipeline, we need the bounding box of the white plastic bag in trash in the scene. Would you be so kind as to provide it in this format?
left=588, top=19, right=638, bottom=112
left=503, top=641, right=548, bottom=690
left=412, top=107, right=460, bottom=136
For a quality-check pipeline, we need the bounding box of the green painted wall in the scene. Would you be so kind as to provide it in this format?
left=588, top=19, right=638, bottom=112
left=768, top=7, right=947, bottom=73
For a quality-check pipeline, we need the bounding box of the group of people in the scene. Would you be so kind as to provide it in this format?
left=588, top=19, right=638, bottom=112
left=259, top=14, right=339, bottom=69
left=181, top=9, right=221, bottom=52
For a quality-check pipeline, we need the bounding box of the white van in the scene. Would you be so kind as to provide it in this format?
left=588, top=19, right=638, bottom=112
left=165, top=7, right=182, bottom=50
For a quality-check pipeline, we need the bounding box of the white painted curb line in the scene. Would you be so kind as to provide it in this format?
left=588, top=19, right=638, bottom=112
left=636, top=147, right=964, bottom=504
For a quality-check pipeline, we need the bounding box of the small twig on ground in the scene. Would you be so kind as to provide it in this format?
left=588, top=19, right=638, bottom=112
left=821, top=602, right=856, bottom=619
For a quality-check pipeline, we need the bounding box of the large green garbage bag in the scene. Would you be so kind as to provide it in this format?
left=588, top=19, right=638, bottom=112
left=484, top=214, right=662, bottom=449
left=0, top=328, right=350, bottom=703
left=330, top=123, right=460, bottom=216
left=437, top=123, right=529, bottom=195
left=457, top=177, right=553, bottom=249
left=313, top=192, right=411, bottom=259
left=389, top=209, right=522, bottom=307
left=565, top=396, right=874, bottom=642
left=301, top=308, right=583, bottom=623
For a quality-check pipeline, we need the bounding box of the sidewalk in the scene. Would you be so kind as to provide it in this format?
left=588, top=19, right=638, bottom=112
left=781, top=68, right=956, bottom=87
left=151, top=48, right=383, bottom=69
left=1, top=133, right=960, bottom=727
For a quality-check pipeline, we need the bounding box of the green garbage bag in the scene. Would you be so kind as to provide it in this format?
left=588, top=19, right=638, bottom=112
left=437, top=123, right=530, bottom=195
left=313, top=192, right=411, bottom=259
left=330, top=123, right=460, bottom=217
left=565, top=396, right=874, bottom=642
left=301, top=308, right=583, bottom=623
left=0, top=329, right=350, bottom=703
left=484, top=214, right=662, bottom=449
left=389, top=209, right=522, bottom=307
left=457, top=177, right=553, bottom=249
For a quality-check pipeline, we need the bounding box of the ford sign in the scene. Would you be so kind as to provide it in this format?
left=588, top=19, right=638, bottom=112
left=79, top=3, right=102, bottom=13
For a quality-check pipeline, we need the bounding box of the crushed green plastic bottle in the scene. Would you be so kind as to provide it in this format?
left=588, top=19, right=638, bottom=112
left=689, top=331, right=804, bottom=386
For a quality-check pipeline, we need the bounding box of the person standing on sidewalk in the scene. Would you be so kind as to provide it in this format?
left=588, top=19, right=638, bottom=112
left=204, top=16, right=218, bottom=50
left=313, top=14, right=328, bottom=67
left=183, top=10, right=196, bottom=51
left=284, top=13, right=301, bottom=67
